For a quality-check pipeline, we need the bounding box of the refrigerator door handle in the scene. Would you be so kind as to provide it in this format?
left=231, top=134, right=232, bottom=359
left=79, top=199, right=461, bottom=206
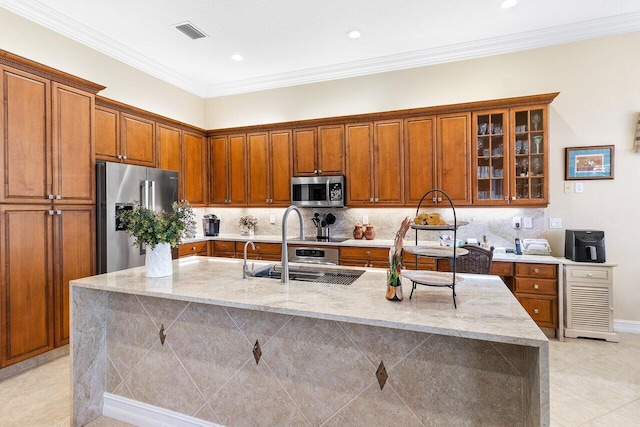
left=141, top=180, right=150, bottom=209
left=150, top=180, right=156, bottom=211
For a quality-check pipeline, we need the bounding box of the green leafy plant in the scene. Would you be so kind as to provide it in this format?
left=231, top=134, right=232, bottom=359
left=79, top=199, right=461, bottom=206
left=117, top=200, right=196, bottom=249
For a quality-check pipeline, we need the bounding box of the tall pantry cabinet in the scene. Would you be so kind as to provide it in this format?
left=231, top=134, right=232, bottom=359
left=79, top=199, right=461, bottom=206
left=0, top=51, right=104, bottom=368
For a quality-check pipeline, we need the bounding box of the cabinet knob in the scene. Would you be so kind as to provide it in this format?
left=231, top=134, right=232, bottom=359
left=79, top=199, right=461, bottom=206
left=117, top=155, right=122, bottom=160
left=432, top=197, right=437, bottom=202
left=534, top=284, right=539, bottom=289
left=533, top=308, right=539, bottom=314
left=57, top=210, right=62, bottom=215
left=192, top=246, right=196, bottom=251
left=56, top=194, right=61, bottom=200
left=587, top=273, right=593, bottom=277
left=533, top=268, right=539, bottom=274
left=370, top=198, right=374, bottom=203
left=374, top=197, right=379, bottom=202
left=313, top=169, right=318, bottom=174
left=366, top=251, right=371, bottom=256
left=122, top=155, right=127, bottom=160
left=47, top=210, right=55, bottom=216
left=317, top=169, right=322, bottom=174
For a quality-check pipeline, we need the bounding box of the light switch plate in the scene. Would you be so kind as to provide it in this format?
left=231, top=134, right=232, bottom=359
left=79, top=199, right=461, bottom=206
left=269, top=215, right=276, bottom=224
left=523, top=217, right=532, bottom=229
left=564, top=182, right=572, bottom=193
left=575, top=182, right=584, bottom=193
left=549, top=218, right=563, bottom=229
left=363, top=215, right=369, bottom=225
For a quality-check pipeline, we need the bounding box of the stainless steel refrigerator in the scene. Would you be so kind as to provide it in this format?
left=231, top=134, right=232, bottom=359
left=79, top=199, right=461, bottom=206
left=96, top=161, right=179, bottom=274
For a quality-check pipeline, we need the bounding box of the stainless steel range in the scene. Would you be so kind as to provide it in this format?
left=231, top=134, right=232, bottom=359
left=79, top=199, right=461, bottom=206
left=288, top=237, right=349, bottom=265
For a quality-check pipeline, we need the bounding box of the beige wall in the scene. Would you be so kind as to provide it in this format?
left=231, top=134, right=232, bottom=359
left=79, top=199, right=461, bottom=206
left=206, top=33, right=640, bottom=324
left=0, top=8, right=205, bottom=128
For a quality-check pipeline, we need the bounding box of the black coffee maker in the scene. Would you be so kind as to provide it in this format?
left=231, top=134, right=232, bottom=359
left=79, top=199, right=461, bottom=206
left=565, top=230, right=606, bottom=262
left=203, top=214, right=220, bottom=236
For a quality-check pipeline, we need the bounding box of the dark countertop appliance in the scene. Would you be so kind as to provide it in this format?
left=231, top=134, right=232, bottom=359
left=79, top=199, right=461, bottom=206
left=565, top=229, right=606, bottom=263
left=203, top=214, right=220, bottom=236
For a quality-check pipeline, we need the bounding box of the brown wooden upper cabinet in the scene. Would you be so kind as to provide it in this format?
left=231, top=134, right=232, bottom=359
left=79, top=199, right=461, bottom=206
left=95, top=106, right=156, bottom=167
left=293, top=125, right=344, bottom=176
left=0, top=66, right=95, bottom=205
left=247, top=130, right=292, bottom=206
left=157, top=124, right=181, bottom=172
left=182, top=131, right=208, bottom=206
left=209, top=134, right=247, bottom=206
left=405, top=113, right=471, bottom=207
left=346, top=120, right=404, bottom=206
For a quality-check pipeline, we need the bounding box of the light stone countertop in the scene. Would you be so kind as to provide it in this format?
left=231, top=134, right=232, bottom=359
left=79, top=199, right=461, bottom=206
left=184, top=234, right=564, bottom=264
left=71, top=256, right=548, bottom=348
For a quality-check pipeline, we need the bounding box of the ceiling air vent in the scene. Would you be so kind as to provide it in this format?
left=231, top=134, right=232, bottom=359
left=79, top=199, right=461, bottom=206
left=174, top=22, right=208, bottom=40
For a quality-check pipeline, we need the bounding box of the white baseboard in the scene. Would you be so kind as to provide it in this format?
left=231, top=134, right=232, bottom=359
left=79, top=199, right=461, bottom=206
left=614, top=319, right=640, bottom=334
left=103, top=393, right=223, bottom=427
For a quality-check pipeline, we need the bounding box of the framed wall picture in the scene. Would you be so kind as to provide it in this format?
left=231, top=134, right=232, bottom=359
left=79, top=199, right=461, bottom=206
left=565, top=145, right=615, bottom=180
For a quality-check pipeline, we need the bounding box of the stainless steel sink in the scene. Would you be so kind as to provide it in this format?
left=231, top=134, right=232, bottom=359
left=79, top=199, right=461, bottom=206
left=250, top=264, right=364, bottom=286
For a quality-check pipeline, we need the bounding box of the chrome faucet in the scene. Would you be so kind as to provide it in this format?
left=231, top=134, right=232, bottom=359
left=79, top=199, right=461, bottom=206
left=281, top=205, right=305, bottom=284
left=243, top=240, right=255, bottom=279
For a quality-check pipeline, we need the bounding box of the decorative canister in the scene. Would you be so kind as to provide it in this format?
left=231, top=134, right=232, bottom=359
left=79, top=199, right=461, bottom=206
left=353, top=223, right=364, bottom=239
left=364, top=224, right=376, bottom=240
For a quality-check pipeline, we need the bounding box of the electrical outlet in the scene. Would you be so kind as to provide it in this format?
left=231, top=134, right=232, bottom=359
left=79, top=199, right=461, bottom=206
left=575, top=182, right=584, bottom=193
left=363, top=215, right=369, bottom=225
left=549, top=218, right=563, bottom=229
left=512, top=216, right=521, bottom=229
left=269, top=214, right=276, bottom=224
left=523, top=217, right=532, bottom=229
left=564, top=182, right=572, bottom=193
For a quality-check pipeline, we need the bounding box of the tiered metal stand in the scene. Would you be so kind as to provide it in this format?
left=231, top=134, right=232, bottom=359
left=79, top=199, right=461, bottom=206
left=403, top=189, right=467, bottom=308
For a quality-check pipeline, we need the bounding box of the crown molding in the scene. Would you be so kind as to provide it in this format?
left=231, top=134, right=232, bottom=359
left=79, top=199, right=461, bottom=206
left=3, top=0, right=639, bottom=99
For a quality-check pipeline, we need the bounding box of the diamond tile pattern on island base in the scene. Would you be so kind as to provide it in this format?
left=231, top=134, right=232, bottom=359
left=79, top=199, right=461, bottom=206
left=322, top=382, right=423, bottom=427
left=135, top=294, right=190, bottom=331
left=193, top=403, right=223, bottom=426
left=205, top=358, right=310, bottom=426
left=167, top=302, right=255, bottom=402
left=124, top=339, right=207, bottom=416
left=390, top=334, right=524, bottom=426
left=106, top=293, right=160, bottom=382
left=262, top=316, right=375, bottom=426
left=338, top=322, right=428, bottom=369
left=226, top=306, right=293, bottom=347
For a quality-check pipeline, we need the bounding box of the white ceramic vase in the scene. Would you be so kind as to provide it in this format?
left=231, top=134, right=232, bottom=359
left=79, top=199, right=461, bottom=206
left=145, top=242, right=173, bottom=278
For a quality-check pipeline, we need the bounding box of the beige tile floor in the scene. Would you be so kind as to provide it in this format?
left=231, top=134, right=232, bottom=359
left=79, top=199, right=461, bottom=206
left=0, top=333, right=638, bottom=426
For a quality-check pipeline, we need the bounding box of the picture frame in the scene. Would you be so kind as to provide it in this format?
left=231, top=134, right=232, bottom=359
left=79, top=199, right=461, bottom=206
left=565, top=145, right=615, bottom=180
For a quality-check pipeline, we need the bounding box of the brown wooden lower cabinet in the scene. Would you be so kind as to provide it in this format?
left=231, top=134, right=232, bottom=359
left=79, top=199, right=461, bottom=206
left=0, top=204, right=94, bottom=368
left=235, top=241, right=281, bottom=261
left=209, top=240, right=236, bottom=258
left=178, top=241, right=208, bottom=257
left=340, top=246, right=389, bottom=268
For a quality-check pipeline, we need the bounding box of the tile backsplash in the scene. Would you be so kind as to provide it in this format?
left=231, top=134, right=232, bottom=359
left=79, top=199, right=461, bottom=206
left=193, top=206, right=544, bottom=250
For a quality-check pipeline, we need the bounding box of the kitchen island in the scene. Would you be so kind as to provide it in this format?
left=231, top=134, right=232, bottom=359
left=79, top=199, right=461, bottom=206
left=71, top=257, right=549, bottom=426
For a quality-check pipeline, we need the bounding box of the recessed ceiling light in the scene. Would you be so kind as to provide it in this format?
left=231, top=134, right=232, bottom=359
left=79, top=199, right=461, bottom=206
left=500, top=0, right=517, bottom=9
left=231, top=54, right=243, bottom=61
left=347, top=30, right=361, bottom=39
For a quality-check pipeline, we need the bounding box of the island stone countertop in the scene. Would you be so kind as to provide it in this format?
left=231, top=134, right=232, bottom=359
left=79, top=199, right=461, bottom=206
left=72, top=256, right=547, bottom=347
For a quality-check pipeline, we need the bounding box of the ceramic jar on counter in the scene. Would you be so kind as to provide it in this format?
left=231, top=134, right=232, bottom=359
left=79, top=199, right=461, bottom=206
left=353, top=223, right=364, bottom=239
left=364, top=224, right=376, bottom=240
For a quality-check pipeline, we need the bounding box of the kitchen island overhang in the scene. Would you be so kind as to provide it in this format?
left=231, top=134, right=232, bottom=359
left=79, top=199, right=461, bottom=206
left=71, top=257, right=549, bottom=426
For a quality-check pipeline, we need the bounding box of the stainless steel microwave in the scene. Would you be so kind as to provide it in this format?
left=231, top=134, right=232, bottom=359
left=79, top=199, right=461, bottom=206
left=291, top=175, right=345, bottom=208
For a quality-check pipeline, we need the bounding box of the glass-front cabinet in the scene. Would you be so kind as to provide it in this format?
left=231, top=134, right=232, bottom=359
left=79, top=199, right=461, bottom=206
left=511, top=106, right=547, bottom=204
left=473, top=110, right=508, bottom=204
left=472, top=105, right=548, bottom=205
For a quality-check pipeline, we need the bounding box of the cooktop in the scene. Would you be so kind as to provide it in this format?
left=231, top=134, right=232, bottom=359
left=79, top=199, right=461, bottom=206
left=298, top=237, right=350, bottom=243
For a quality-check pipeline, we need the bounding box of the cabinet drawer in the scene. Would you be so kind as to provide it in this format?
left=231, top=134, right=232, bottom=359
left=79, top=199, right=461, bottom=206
left=402, top=253, right=437, bottom=270
left=515, top=263, right=557, bottom=279
left=340, top=246, right=388, bottom=261
left=491, top=261, right=514, bottom=276
left=516, top=294, right=558, bottom=328
left=214, top=241, right=234, bottom=252
left=565, top=266, right=612, bottom=284
left=515, top=278, right=556, bottom=295
left=234, top=241, right=281, bottom=254
left=178, top=241, right=207, bottom=257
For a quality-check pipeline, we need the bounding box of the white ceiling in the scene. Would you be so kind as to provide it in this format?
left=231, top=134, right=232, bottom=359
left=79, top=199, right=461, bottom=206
left=2, top=0, right=640, bottom=98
